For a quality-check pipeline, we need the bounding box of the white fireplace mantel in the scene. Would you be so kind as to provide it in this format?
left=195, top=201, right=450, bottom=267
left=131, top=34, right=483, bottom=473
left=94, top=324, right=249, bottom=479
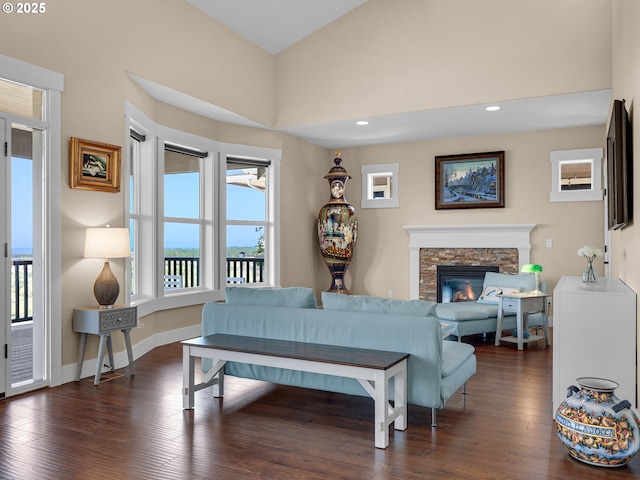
left=403, top=224, right=536, bottom=299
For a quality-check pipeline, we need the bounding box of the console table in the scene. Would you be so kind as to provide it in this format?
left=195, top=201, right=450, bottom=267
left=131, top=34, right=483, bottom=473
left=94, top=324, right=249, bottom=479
left=73, top=305, right=138, bottom=385
left=553, top=276, right=637, bottom=415
left=495, top=293, right=550, bottom=350
left=182, top=334, right=409, bottom=449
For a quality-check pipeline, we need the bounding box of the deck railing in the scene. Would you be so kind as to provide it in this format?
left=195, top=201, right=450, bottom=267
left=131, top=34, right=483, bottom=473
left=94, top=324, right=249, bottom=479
left=226, top=257, right=265, bottom=283
left=11, top=256, right=266, bottom=322
left=162, top=256, right=265, bottom=287
left=164, top=257, right=200, bottom=288
left=12, top=259, right=32, bottom=323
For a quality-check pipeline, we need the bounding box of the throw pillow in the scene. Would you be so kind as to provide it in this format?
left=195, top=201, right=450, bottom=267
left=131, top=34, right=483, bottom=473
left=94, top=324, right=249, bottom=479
left=477, top=286, right=520, bottom=305
left=225, top=287, right=317, bottom=309
left=435, top=302, right=497, bottom=320
left=321, top=291, right=437, bottom=316
left=482, top=272, right=535, bottom=291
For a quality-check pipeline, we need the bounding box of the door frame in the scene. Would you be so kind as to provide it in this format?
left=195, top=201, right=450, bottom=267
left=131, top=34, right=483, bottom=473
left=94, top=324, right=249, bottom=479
left=0, top=54, right=63, bottom=396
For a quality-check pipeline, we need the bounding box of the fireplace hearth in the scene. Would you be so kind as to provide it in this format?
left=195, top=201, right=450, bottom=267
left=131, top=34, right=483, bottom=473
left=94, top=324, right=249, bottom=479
left=437, top=265, right=499, bottom=303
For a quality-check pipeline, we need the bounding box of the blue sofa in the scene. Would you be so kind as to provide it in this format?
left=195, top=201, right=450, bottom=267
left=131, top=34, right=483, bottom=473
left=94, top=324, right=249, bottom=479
left=435, top=272, right=547, bottom=341
left=201, top=287, right=476, bottom=427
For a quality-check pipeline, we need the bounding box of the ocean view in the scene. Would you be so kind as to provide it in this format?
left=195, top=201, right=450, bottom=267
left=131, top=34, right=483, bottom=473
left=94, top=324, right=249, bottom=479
left=12, top=247, right=261, bottom=259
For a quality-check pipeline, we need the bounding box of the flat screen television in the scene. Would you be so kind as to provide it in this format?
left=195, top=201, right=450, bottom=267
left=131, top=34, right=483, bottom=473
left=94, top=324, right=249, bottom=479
left=606, top=99, right=633, bottom=230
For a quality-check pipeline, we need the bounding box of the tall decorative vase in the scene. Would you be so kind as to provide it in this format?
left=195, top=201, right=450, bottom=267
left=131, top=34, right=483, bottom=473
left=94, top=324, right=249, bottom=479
left=582, top=260, right=598, bottom=283
left=317, top=151, right=358, bottom=294
left=555, top=377, right=640, bottom=467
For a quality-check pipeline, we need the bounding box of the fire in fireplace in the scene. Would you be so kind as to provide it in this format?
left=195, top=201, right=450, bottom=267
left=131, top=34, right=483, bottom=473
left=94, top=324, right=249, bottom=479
left=437, top=265, right=499, bottom=303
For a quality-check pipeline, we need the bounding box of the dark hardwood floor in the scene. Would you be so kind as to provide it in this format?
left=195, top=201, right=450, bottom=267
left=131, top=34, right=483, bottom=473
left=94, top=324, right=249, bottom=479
left=1, top=334, right=639, bottom=479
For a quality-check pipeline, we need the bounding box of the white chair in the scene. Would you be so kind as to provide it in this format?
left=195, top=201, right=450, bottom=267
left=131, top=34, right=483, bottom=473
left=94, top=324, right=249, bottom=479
left=226, top=277, right=246, bottom=284
left=164, top=275, right=183, bottom=289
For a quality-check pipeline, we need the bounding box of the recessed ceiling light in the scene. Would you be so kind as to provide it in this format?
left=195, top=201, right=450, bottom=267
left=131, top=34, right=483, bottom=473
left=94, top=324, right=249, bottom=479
left=486, top=106, right=500, bottom=111
left=356, top=120, right=369, bottom=125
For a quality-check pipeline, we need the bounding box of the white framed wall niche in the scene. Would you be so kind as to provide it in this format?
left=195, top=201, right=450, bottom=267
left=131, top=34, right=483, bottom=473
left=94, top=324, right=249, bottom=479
left=549, top=148, right=603, bottom=202
left=361, top=163, right=399, bottom=208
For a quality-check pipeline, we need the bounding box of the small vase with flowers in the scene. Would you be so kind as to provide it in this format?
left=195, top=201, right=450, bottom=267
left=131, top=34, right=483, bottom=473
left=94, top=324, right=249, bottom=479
left=577, top=245, right=603, bottom=283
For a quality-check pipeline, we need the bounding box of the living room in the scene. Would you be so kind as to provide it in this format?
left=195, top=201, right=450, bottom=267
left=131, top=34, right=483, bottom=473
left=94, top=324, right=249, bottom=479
left=0, top=0, right=638, bottom=476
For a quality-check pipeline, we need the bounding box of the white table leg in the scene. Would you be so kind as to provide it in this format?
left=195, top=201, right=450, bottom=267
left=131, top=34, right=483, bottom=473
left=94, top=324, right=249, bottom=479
left=212, top=361, right=225, bottom=398
left=374, top=370, right=389, bottom=449
left=76, top=333, right=88, bottom=381
left=106, top=334, right=115, bottom=372
left=394, top=364, right=407, bottom=431
left=123, top=329, right=136, bottom=376
left=516, top=304, right=524, bottom=350
left=183, top=345, right=195, bottom=409
left=95, top=334, right=109, bottom=385
left=495, top=302, right=504, bottom=346
left=541, top=307, right=550, bottom=346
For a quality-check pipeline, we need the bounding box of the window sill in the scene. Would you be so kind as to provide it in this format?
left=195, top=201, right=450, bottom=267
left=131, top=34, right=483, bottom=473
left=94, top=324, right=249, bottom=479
left=133, top=290, right=224, bottom=318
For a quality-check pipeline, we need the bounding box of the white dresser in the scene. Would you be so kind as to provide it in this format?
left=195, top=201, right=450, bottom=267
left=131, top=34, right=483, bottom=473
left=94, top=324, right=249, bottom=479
left=552, top=276, right=637, bottom=416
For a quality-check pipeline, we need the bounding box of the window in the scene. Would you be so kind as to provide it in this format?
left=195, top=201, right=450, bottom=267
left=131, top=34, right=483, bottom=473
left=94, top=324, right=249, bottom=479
left=163, top=142, right=206, bottom=291
left=125, top=103, right=280, bottom=314
left=128, top=130, right=143, bottom=297
left=127, top=118, right=155, bottom=304
left=0, top=77, right=44, bottom=120
left=226, top=157, right=269, bottom=284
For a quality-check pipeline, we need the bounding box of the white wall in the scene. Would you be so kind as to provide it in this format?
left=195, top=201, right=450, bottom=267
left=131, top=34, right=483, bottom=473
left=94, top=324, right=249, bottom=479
left=334, top=126, right=605, bottom=299
left=610, top=0, right=640, bottom=404
left=276, top=0, right=612, bottom=127
left=0, top=0, right=617, bottom=372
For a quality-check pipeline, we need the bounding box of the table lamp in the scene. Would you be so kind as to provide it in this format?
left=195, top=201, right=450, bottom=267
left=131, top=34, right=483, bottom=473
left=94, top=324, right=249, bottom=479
left=84, top=225, right=131, bottom=307
left=521, top=264, right=543, bottom=295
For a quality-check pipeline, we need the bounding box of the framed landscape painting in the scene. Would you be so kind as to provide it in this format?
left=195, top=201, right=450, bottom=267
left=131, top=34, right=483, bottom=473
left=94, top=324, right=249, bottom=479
left=69, top=137, right=121, bottom=193
left=435, top=151, right=505, bottom=210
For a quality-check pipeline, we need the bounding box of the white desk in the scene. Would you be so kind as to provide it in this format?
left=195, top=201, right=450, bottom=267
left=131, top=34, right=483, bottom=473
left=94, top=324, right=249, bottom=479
left=495, top=293, right=550, bottom=350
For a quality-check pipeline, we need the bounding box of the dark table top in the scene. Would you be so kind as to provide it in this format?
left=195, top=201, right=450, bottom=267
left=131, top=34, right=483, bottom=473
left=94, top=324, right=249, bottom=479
left=182, top=334, right=409, bottom=370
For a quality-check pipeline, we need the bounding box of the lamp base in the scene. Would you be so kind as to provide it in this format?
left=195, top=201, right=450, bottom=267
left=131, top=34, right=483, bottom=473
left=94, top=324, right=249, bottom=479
left=94, top=260, right=120, bottom=307
left=533, top=272, right=543, bottom=295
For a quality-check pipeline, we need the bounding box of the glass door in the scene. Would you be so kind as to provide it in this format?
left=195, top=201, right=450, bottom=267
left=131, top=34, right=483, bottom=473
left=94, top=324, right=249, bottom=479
left=1, top=119, right=46, bottom=395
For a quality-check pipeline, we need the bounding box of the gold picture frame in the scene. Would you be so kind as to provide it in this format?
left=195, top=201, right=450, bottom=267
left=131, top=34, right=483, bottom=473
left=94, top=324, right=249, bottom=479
left=70, top=137, right=121, bottom=193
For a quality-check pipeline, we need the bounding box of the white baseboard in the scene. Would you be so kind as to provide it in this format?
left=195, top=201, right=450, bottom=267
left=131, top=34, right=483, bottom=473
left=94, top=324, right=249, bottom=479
left=62, top=324, right=201, bottom=385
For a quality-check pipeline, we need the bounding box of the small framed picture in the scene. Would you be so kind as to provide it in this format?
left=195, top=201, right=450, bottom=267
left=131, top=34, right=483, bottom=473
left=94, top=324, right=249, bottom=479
left=435, top=151, right=505, bottom=210
left=69, top=137, right=121, bottom=193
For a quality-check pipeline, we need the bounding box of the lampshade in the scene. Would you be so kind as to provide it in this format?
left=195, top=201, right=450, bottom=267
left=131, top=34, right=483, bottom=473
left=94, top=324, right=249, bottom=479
left=84, top=227, right=132, bottom=259
left=521, top=264, right=543, bottom=294
left=84, top=226, right=131, bottom=307
left=520, top=264, right=543, bottom=273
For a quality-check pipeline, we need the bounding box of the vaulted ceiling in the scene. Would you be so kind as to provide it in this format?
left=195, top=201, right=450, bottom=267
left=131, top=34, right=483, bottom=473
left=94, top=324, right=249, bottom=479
left=149, top=1, right=612, bottom=149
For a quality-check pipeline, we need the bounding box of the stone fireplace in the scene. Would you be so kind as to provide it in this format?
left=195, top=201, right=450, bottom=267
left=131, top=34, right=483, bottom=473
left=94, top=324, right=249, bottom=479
left=404, top=224, right=536, bottom=301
